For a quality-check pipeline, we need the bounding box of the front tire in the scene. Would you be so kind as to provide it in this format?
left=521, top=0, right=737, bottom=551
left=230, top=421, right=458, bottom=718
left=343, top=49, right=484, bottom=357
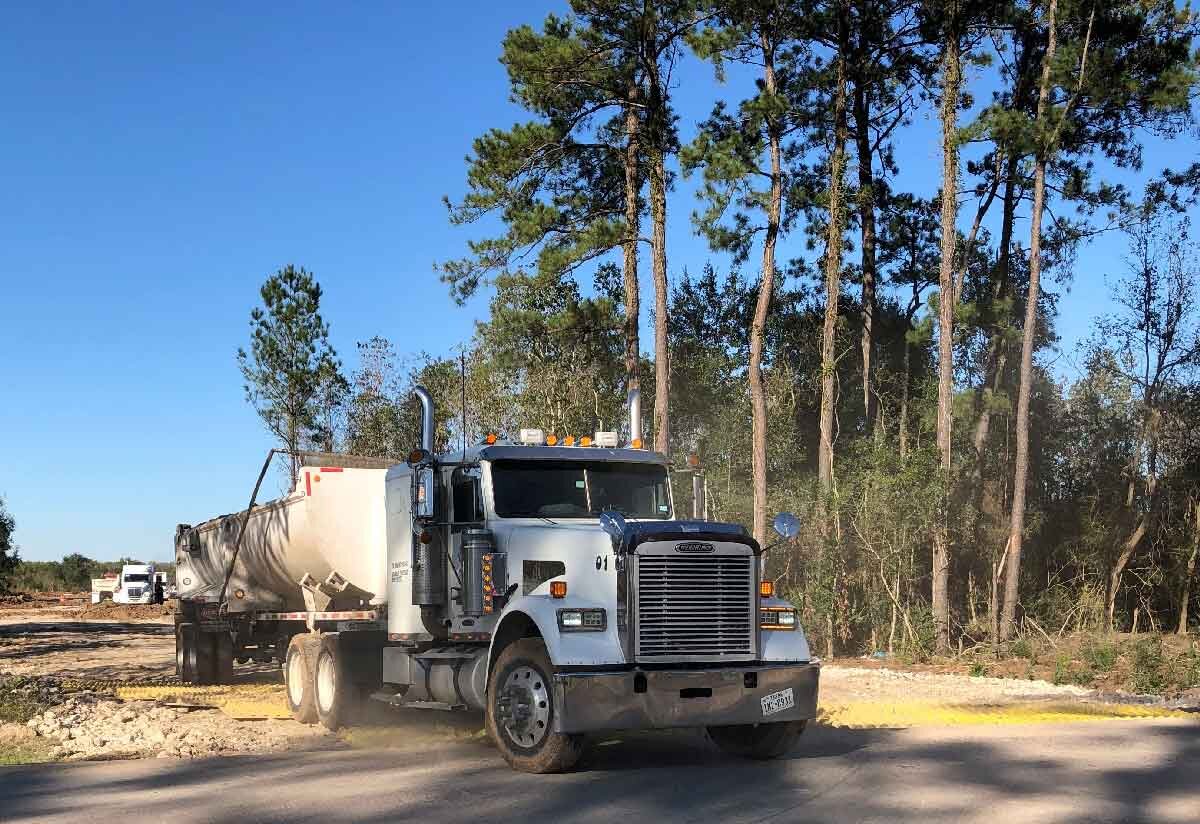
left=707, top=720, right=806, bottom=760
left=285, top=634, right=321, bottom=724
left=314, top=634, right=361, bottom=731
left=485, top=638, right=583, bottom=774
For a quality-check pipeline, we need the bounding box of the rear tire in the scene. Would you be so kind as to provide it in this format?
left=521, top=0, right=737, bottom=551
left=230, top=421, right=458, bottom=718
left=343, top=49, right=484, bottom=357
left=285, top=634, right=320, bottom=724
left=176, top=623, right=198, bottom=684
left=707, top=720, right=806, bottom=760
left=214, top=632, right=235, bottom=684
left=485, top=638, right=583, bottom=774
left=314, top=634, right=360, bottom=731
left=192, top=629, right=217, bottom=685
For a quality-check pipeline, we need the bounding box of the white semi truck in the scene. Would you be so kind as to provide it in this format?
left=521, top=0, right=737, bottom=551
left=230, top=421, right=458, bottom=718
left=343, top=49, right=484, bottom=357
left=113, top=563, right=161, bottom=605
left=174, top=389, right=819, bottom=772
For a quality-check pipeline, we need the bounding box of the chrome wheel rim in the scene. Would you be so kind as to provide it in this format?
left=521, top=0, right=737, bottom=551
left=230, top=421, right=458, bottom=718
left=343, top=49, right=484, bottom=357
left=496, top=665, right=550, bottom=749
left=316, top=652, right=336, bottom=714
left=286, top=649, right=305, bottom=706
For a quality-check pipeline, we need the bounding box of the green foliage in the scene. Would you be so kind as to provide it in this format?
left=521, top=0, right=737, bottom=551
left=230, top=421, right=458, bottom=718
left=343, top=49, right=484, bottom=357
left=0, top=497, right=17, bottom=592
left=237, top=265, right=344, bottom=469
left=1129, top=637, right=1168, bottom=694
left=1081, top=639, right=1118, bottom=673
left=1009, top=638, right=1037, bottom=661
left=1052, top=654, right=1095, bottom=687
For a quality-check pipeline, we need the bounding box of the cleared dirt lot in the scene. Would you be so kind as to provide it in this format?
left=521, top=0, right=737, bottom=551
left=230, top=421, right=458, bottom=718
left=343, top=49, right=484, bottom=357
left=1, top=603, right=1196, bottom=764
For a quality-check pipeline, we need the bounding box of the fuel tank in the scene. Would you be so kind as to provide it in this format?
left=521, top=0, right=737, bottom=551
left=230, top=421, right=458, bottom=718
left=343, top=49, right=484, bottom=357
left=175, top=454, right=394, bottom=612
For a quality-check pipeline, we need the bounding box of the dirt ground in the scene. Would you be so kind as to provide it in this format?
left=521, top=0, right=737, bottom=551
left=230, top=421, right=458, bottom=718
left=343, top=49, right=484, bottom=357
left=1, top=601, right=1196, bottom=764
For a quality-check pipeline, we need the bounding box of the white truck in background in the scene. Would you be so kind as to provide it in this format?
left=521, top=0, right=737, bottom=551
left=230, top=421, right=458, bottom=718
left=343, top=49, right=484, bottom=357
left=174, top=388, right=820, bottom=773
left=112, top=563, right=162, bottom=605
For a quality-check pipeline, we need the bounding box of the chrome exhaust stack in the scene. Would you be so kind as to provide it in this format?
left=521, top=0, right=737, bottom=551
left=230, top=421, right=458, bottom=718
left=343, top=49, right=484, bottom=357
left=415, top=385, right=435, bottom=453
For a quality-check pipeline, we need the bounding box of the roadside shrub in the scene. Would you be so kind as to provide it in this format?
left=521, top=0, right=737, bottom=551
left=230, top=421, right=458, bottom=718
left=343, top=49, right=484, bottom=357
left=1128, top=637, right=1167, bottom=694
left=1009, top=638, right=1037, bottom=661
left=1052, top=655, right=1094, bottom=687
left=1081, top=640, right=1118, bottom=673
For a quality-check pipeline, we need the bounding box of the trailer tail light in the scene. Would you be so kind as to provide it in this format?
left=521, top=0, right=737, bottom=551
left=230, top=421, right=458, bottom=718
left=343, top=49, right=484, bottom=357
left=550, top=580, right=567, bottom=599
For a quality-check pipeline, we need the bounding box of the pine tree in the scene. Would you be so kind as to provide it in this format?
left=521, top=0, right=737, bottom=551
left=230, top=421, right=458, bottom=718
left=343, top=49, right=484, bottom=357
left=237, top=265, right=342, bottom=480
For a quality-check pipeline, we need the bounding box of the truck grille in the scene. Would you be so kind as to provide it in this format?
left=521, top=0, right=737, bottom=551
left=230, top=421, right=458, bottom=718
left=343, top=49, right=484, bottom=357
left=635, top=552, right=755, bottom=660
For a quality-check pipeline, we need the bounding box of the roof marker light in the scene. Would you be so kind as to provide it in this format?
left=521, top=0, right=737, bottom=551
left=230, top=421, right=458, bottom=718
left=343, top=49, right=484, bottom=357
left=564, top=436, right=576, bottom=446
left=546, top=434, right=559, bottom=446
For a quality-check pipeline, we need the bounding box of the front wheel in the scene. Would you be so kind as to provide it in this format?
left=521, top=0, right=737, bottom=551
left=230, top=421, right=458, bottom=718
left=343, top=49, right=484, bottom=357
left=707, top=720, right=806, bottom=760
left=485, top=638, right=584, bottom=774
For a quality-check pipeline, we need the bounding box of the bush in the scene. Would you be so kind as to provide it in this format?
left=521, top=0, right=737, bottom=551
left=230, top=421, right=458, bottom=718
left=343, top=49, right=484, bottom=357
left=1009, top=638, right=1037, bottom=661
left=1081, top=640, right=1118, bottom=673
left=1128, top=637, right=1168, bottom=694
left=1052, top=655, right=1094, bottom=687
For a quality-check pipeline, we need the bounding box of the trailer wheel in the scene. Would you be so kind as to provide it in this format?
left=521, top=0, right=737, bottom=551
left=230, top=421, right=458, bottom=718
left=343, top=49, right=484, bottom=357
left=194, top=631, right=218, bottom=685
left=176, top=623, right=198, bottom=684
left=706, top=720, right=806, bottom=760
left=486, top=638, right=583, bottom=774
left=314, top=634, right=360, bottom=731
left=215, top=632, right=234, bottom=684
left=285, top=634, right=320, bottom=724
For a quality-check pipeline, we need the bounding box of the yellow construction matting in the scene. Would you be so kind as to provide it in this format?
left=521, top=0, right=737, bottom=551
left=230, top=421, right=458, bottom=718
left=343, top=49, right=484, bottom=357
left=819, top=700, right=1196, bottom=728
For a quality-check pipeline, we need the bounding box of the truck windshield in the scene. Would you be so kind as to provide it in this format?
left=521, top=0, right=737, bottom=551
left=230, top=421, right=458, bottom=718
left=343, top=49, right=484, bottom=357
left=124, top=574, right=150, bottom=583
left=491, top=460, right=671, bottom=520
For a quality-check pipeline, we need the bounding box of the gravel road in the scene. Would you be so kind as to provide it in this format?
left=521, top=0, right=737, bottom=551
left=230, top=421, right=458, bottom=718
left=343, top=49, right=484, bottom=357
left=3, top=719, right=1197, bottom=823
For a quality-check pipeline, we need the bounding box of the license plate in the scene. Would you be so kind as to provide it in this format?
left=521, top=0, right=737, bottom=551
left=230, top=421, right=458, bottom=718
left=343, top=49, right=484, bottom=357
left=760, top=687, right=795, bottom=716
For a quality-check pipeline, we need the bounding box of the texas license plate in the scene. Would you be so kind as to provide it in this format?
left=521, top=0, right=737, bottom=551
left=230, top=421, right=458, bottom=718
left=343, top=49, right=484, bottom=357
left=760, top=687, right=795, bottom=716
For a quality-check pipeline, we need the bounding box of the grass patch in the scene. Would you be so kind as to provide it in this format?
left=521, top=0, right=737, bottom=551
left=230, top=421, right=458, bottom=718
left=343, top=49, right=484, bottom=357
left=1052, top=655, right=1095, bottom=687
left=1081, top=640, right=1118, bottom=673
left=0, top=734, right=57, bottom=766
left=1128, top=637, right=1168, bottom=694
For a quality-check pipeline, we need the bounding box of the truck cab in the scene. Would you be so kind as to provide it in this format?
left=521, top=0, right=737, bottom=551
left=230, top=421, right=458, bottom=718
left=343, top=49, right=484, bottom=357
left=113, top=563, right=158, bottom=605
left=376, top=406, right=819, bottom=772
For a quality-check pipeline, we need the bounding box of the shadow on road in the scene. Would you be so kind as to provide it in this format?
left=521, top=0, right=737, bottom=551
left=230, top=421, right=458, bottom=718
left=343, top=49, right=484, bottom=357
left=5, top=720, right=1197, bottom=822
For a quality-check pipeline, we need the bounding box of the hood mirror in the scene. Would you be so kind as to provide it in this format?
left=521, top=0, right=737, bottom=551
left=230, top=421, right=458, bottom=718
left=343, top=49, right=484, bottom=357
left=599, top=510, right=627, bottom=551
left=772, top=512, right=800, bottom=540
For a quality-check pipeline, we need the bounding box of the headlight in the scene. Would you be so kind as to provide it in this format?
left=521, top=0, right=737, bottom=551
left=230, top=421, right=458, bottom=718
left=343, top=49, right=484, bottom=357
left=557, top=608, right=606, bottom=632
left=760, top=607, right=797, bottom=631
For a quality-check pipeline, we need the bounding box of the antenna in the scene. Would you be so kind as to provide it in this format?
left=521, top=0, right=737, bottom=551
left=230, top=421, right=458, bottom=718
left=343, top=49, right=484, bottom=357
left=460, top=348, right=468, bottom=462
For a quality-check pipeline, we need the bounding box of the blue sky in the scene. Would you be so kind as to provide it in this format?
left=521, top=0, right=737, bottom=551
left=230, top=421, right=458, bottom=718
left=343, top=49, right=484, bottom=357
left=1, top=3, right=1194, bottom=562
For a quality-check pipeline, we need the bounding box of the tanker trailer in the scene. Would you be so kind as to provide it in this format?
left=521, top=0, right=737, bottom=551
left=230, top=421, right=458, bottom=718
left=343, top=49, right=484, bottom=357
left=174, top=451, right=394, bottom=685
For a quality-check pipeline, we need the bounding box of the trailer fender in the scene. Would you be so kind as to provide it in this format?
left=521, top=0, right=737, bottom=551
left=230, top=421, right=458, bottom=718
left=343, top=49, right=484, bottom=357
left=487, top=591, right=626, bottom=676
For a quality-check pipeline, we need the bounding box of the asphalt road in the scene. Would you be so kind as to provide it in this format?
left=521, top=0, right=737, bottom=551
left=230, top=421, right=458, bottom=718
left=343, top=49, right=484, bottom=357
left=3, top=719, right=1197, bottom=823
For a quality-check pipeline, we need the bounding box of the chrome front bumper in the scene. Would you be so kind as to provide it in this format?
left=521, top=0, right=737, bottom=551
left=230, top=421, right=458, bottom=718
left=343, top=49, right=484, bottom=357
left=552, top=661, right=820, bottom=734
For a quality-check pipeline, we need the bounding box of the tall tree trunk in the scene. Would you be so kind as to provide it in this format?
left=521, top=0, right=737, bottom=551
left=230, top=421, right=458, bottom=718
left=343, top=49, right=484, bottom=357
left=750, top=35, right=783, bottom=547
left=1001, top=0, right=1059, bottom=642
left=932, top=23, right=962, bottom=653
left=645, top=41, right=671, bottom=456
left=818, top=4, right=850, bottom=498
left=899, top=333, right=911, bottom=459
left=853, top=80, right=878, bottom=435
left=622, top=92, right=641, bottom=406
left=1179, top=497, right=1200, bottom=634
left=650, top=147, right=669, bottom=454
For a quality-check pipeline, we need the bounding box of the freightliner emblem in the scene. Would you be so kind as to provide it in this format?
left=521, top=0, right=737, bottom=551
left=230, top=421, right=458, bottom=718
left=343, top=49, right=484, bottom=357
left=676, top=541, right=715, bottom=554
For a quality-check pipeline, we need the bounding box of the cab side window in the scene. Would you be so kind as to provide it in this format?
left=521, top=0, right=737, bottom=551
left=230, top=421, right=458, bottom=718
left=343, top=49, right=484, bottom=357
left=451, top=468, right=483, bottom=524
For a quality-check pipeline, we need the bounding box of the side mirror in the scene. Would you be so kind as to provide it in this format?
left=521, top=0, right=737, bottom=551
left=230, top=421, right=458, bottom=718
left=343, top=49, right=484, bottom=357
left=414, top=467, right=436, bottom=520
left=599, top=510, right=627, bottom=550
left=772, top=512, right=800, bottom=540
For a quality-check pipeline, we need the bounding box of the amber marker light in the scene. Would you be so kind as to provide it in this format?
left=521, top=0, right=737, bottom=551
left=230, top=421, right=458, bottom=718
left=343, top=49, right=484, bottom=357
left=564, top=436, right=576, bottom=446
left=546, top=434, right=559, bottom=446
left=686, top=453, right=701, bottom=468
left=580, top=436, right=593, bottom=447
left=408, top=449, right=427, bottom=464
left=550, top=580, right=568, bottom=599
left=760, top=580, right=775, bottom=598
left=631, top=438, right=644, bottom=449
left=485, top=433, right=497, bottom=445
